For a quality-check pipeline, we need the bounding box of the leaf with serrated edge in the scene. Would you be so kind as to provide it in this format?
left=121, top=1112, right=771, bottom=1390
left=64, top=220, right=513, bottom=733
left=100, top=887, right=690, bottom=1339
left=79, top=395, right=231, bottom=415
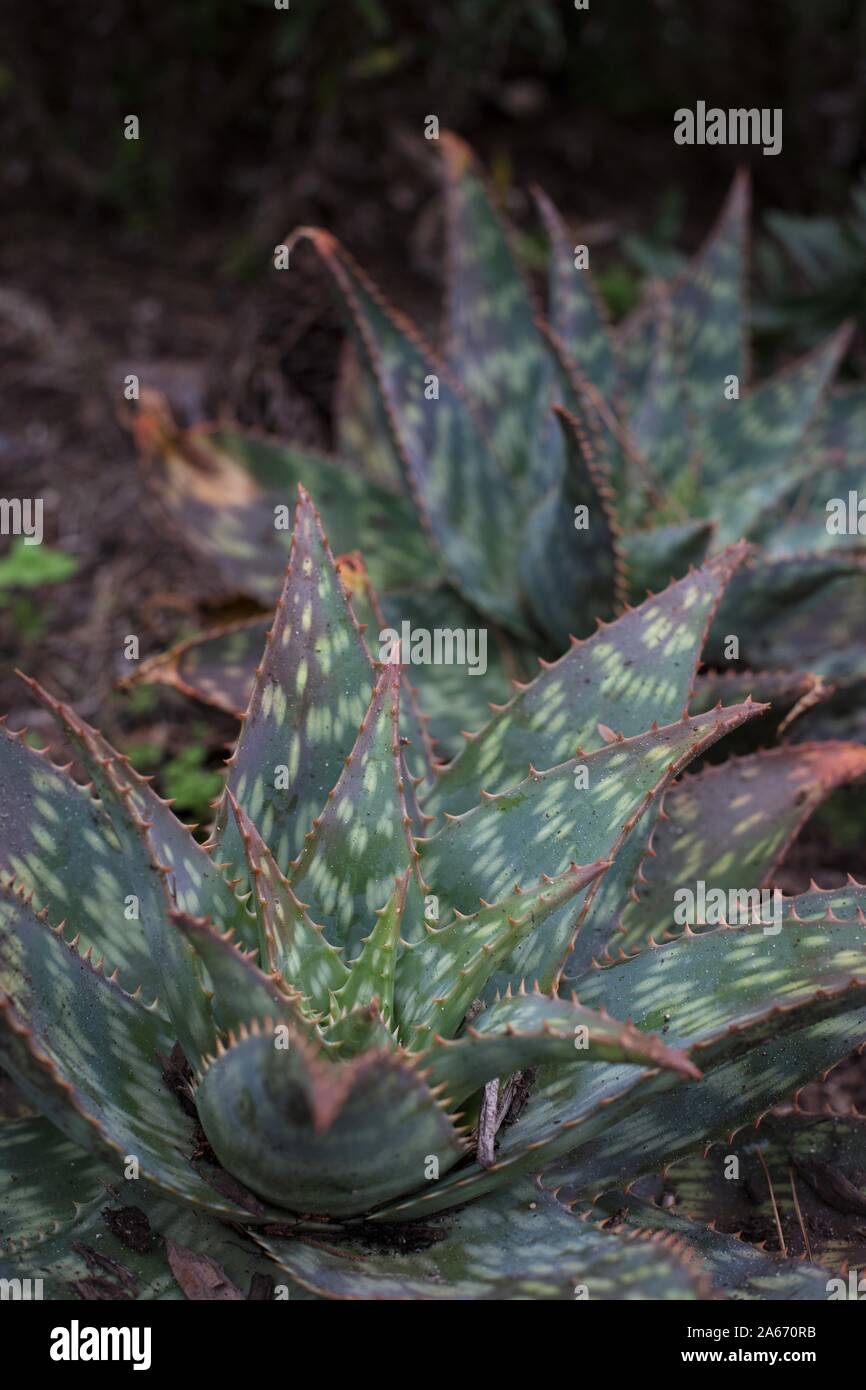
left=395, top=860, right=610, bottom=1050
left=574, top=1189, right=832, bottom=1301
left=257, top=1178, right=703, bottom=1300
left=534, top=185, right=618, bottom=403
left=193, top=1028, right=465, bottom=1217
left=172, top=909, right=319, bottom=1046
left=419, top=700, right=766, bottom=994
left=285, top=227, right=530, bottom=635
left=428, top=545, right=749, bottom=819
left=419, top=989, right=698, bottom=1105
left=212, top=487, right=374, bottom=885
left=641, top=1110, right=866, bottom=1277
left=440, top=132, right=553, bottom=486
left=543, top=1000, right=866, bottom=1199
left=124, top=617, right=269, bottom=718
left=519, top=405, right=622, bottom=649
left=288, top=659, right=420, bottom=956
left=0, top=882, right=278, bottom=1221
left=623, top=521, right=715, bottom=603
left=615, top=742, right=866, bottom=955
left=137, top=400, right=435, bottom=602
left=227, top=794, right=349, bottom=1013
left=328, top=871, right=408, bottom=1030
left=0, top=1122, right=287, bottom=1299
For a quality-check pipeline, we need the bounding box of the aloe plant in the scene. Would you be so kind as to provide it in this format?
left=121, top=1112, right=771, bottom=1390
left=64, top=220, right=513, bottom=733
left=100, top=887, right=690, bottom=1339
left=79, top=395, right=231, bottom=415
left=133, top=133, right=866, bottom=756
left=2, top=493, right=866, bottom=1300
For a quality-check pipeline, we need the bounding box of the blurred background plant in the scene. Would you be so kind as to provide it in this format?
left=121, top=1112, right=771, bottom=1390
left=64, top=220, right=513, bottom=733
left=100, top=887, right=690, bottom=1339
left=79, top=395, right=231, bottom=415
left=1, top=0, right=866, bottom=843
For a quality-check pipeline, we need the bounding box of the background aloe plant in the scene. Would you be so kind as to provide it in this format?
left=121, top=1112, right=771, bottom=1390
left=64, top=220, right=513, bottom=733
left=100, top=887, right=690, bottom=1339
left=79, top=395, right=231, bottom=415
left=131, top=133, right=866, bottom=763
left=2, top=494, right=866, bottom=1300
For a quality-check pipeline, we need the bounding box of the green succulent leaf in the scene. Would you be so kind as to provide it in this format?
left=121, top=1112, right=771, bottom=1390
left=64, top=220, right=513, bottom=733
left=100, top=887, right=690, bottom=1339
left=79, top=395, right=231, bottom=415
left=138, top=404, right=434, bottom=602
left=228, top=794, right=350, bottom=1013
left=544, top=1002, right=866, bottom=1201
left=576, top=910, right=866, bottom=1072
left=286, top=227, right=530, bottom=635
left=575, top=1189, right=833, bottom=1301
left=627, top=169, right=750, bottom=417
left=377, top=585, right=527, bottom=759
left=534, top=185, right=618, bottom=403
left=126, top=618, right=269, bottom=718
left=419, top=987, right=699, bottom=1106
left=172, top=910, right=316, bottom=1043
left=615, top=742, right=866, bottom=954
left=327, top=872, right=408, bottom=1032
left=0, top=1116, right=283, bottom=1299
left=706, top=551, right=866, bottom=682
left=622, top=521, right=715, bottom=601
left=20, top=675, right=251, bottom=1032
left=519, top=404, right=623, bottom=649
left=258, top=1178, right=704, bottom=1300
left=394, top=860, right=610, bottom=1049
left=699, top=325, right=853, bottom=544
left=639, top=1110, right=866, bottom=1277
left=627, top=291, right=694, bottom=489
left=194, top=1028, right=466, bottom=1217
left=0, top=883, right=265, bottom=1220
left=690, top=667, right=831, bottom=732
left=334, top=339, right=404, bottom=489
left=213, top=488, right=374, bottom=882
left=428, top=544, right=748, bottom=819
left=288, top=660, right=419, bottom=955
left=440, top=131, right=553, bottom=486
left=420, top=700, right=765, bottom=992
left=0, top=1113, right=109, bottom=1254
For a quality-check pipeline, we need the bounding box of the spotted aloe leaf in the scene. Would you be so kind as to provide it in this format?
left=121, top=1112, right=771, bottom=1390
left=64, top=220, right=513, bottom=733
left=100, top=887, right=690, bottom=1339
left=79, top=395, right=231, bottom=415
left=193, top=1028, right=467, bottom=1217
left=419, top=987, right=699, bottom=1105
left=533, top=184, right=619, bottom=404
left=575, top=1189, right=833, bottom=1301
left=0, top=1116, right=284, bottom=1299
left=615, top=742, right=866, bottom=954
left=286, top=227, right=530, bottom=635
left=769, top=386, right=866, bottom=555
left=626, top=290, right=694, bottom=490
left=419, top=700, right=765, bottom=993
left=427, top=544, right=749, bottom=819
left=699, top=325, right=853, bottom=544
left=0, top=1113, right=109, bottom=1254
left=690, top=666, right=831, bottom=734
left=638, top=1110, right=866, bottom=1276
left=172, top=909, right=316, bottom=1043
left=620, top=170, right=750, bottom=417
left=545, top=904, right=866, bottom=1195
left=257, top=1178, right=705, bottom=1300
left=212, top=488, right=374, bottom=884
left=0, top=718, right=168, bottom=998
left=334, top=339, right=403, bottom=489
left=137, top=400, right=435, bottom=603
left=394, top=861, right=611, bottom=1049
left=577, top=909, right=866, bottom=1073
left=0, top=881, right=271, bottom=1220
left=326, top=871, right=408, bottom=1033
left=439, top=131, right=553, bottom=485
left=377, top=584, right=529, bottom=758
left=286, top=660, right=420, bottom=956
left=1, top=686, right=245, bottom=1043
left=369, top=1053, right=688, bottom=1222
left=518, top=405, right=624, bottom=650
left=228, top=794, right=349, bottom=1014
